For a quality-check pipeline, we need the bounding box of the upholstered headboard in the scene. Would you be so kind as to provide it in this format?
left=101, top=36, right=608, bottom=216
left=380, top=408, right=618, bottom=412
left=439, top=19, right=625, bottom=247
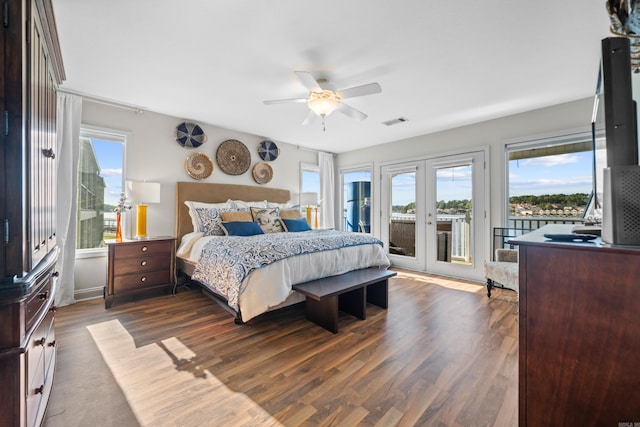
left=175, top=182, right=291, bottom=242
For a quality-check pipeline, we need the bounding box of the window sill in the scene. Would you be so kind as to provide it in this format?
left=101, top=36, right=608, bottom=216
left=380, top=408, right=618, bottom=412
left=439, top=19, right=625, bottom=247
left=75, top=247, right=107, bottom=259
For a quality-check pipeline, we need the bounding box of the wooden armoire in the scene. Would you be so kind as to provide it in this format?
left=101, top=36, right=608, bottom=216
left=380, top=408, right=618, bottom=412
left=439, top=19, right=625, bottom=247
left=0, top=0, right=65, bottom=426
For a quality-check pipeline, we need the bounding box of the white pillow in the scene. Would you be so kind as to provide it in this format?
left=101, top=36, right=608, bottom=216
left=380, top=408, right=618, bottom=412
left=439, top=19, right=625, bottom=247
left=184, top=200, right=232, bottom=232
left=267, top=200, right=297, bottom=209
left=228, top=199, right=268, bottom=209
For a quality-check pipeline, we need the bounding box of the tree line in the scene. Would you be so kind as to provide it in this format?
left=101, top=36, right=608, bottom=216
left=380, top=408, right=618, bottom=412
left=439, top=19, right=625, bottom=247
left=392, top=193, right=590, bottom=213
left=509, top=193, right=589, bottom=207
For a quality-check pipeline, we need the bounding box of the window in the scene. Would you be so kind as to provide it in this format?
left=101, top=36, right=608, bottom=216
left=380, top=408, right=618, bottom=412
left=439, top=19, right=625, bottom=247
left=505, top=133, right=593, bottom=231
left=300, top=162, right=320, bottom=226
left=341, top=166, right=372, bottom=232
left=77, top=128, right=126, bottom=250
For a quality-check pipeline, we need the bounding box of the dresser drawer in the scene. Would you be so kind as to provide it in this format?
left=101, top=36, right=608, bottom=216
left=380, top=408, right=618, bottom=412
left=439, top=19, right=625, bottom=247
left=113, top=240, right=173, bottom=258
left=27, top=309, right=54, bottom=386
left=25, top=275, right=53, bottom=333
left=113, top=269, right=172, bottom=292
left=114, top=254, right=170, bottom=275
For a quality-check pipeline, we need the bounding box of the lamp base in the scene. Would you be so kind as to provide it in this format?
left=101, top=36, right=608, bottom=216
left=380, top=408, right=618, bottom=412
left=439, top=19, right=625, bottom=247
left=136, top=204, right=148, bottom=239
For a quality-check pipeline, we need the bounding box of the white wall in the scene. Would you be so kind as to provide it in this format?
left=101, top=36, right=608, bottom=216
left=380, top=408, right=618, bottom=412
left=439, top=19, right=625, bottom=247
left=74, top=100, right=318, bottom=299
left=335, top=97, right=594, bottom=237
left=75, top=96, right=594, bottom=298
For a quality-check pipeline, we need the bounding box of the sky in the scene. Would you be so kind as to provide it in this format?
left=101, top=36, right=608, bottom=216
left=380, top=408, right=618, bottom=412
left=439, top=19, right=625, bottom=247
left=93, top=138, right=124, bottom=206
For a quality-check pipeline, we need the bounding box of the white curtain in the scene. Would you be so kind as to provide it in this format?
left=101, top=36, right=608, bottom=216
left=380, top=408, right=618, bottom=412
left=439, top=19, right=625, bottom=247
left=318, top=152, right=335, bottom=228
left=55, top=93, right=83, bottom=306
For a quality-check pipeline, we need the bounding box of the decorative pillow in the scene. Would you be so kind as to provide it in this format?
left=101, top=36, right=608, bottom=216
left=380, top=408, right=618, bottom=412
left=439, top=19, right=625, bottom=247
left=221, top=221, right=264, bottom=236
left=280, top=209, right=302, bottom=219
left=250, top=207, right=284, bottom=233
left=220, top=210, right=252, bottom=222
left=229, top=199, right=268, bottom=210
left=194, top=207, right=238, bottom=236
left=280, top=218, right=312, bottom=232
left=185, top=200, right=232, bottom=232
left=267, top=201, right=297, bottom=209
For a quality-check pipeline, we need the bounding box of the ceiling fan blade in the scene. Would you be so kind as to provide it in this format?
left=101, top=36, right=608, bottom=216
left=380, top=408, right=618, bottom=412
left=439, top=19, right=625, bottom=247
left=336, top=102, right=368, bottom=121
left=302, top=110, right=317, bottom=126
left=338, top=82, right=382, bottom=99
left=263, top=98, right=307, bottom=105
left=294, top=71, right=322, bottom=92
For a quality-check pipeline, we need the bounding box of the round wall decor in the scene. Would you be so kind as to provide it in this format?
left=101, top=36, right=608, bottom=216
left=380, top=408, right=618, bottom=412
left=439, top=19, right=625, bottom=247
left=175, top=122, right=207, bottom=148
left=216, top=139, right=251, bottom=175
left=258, top=140, right=280, bottom=161
left=185, top=152, right=213, bottom=180
left=252, top=162, right=273, bottom=184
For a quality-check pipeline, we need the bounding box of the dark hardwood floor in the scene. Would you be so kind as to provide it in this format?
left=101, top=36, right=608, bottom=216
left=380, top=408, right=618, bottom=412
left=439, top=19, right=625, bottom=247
left=44, top=269, right=518, bottom=427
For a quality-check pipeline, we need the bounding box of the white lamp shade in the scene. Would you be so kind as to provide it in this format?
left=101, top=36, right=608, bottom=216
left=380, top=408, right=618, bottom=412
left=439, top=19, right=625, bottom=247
left=126, top=181, right=161, bottom=204
left=299, top=192, right=318, bottom=206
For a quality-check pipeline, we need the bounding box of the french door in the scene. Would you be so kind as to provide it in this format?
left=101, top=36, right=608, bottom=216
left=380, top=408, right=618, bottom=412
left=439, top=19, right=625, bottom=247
left=381, top=151, right=487, bottom=281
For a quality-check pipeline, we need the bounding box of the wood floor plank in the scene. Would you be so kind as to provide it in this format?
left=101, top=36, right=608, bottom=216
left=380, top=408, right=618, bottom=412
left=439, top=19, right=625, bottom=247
left=44, top=269, right=518, bottom=427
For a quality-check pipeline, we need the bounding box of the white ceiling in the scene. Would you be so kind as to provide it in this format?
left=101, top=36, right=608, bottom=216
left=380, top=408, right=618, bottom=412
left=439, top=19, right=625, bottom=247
left=52, top=0, right=612, bottom=154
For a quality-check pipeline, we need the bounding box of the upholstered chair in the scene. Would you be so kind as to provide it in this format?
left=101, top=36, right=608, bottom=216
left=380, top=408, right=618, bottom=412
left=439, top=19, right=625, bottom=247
left=484, top=248, right=518, bottom=297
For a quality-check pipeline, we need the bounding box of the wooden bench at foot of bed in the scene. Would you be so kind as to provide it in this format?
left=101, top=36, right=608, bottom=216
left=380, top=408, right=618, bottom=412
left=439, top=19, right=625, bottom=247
left=292, top=268, right=397, bottom=333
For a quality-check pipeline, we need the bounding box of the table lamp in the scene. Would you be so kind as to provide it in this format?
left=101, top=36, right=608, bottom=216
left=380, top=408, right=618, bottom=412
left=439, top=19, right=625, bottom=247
left=126, top=181, right=161, bottom=239
left=299, top=192, right=318, bottom=227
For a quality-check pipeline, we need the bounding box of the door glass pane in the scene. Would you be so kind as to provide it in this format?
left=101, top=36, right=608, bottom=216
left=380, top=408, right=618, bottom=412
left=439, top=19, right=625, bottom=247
left=343, top=170, right=371, bottom=232
left=389, top=171, right=416, bottom=257
left=435, top=164, right=473, bottom=265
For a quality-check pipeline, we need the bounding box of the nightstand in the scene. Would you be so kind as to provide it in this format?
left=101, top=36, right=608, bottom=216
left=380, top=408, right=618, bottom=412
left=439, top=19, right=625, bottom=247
left=105, top=236, right=176, bottom=308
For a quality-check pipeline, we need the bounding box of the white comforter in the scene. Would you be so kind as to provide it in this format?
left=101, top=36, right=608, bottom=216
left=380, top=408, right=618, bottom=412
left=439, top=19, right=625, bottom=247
left=178, top=231, right=391, bottom=321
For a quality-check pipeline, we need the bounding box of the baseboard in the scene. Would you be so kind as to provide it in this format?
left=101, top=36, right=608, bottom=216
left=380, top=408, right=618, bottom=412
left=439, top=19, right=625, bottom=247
left=74, top=286, right=104, bottom=301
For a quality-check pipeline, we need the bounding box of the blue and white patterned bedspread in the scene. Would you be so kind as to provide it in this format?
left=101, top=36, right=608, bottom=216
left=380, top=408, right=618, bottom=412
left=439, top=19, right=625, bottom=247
left=192, top=230, right=384, bottom=311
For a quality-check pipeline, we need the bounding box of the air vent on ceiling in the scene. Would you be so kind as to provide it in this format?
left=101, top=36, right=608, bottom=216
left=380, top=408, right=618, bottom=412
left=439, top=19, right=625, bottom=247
left=382, top=117, right=408, bottom=126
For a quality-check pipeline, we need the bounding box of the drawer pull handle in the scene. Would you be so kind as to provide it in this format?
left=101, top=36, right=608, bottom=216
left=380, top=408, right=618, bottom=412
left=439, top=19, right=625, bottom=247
left=141, top=260, right=148, bottom=266
left=141, top=246, right=148, bottom=252
left=39, top=291, right=49, bottom=300
left=35, top=337, right=46, bottom=346
left=35, top=385, right=45, bottom=395
left=48, top=340, right=56, bottom=348
left=140, top=276, right=147, bottom=282
left=51, top=271, right=60, bottom=278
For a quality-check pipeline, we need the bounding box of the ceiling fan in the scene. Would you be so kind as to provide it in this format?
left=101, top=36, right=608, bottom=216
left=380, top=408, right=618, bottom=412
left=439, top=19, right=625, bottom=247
left=263, top=71, right=382, bottom=130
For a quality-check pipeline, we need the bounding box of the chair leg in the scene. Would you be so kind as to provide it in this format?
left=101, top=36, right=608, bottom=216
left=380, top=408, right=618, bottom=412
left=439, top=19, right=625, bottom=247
left=487, top=279, right=493, bottom=298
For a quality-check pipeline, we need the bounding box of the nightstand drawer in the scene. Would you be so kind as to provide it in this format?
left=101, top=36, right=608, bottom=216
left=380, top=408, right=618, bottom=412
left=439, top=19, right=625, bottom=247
left=114, top=254, right=170, bottom=275
left=113, top=269, right=172, bottom=292
left=113, top=240, right=173, bottom=258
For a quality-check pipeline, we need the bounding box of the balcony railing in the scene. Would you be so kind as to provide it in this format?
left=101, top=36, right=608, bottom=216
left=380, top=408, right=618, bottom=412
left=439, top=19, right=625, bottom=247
left=386, top=214, right=584, bottom=262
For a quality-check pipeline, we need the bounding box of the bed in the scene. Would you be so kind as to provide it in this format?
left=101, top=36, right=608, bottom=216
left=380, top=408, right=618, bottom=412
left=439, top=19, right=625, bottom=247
left=175, top=181, right=391, bottom=323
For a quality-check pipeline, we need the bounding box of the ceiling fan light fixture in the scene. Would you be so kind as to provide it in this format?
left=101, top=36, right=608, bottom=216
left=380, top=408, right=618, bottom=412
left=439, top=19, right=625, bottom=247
left=307, top=90, right=340, bottom=117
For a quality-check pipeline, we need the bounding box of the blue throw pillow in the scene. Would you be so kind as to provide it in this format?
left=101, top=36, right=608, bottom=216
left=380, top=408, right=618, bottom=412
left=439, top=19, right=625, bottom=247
left=281, top=218, right=312, bottom=232
left=221, top=221, right=264, bottom=236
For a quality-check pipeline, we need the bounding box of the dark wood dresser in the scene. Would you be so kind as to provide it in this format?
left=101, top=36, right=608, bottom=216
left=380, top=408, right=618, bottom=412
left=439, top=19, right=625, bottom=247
left=105, top=237, right=176, bottom=308
left=513, top=225, right=640, bottom=426
left=0, top=249, right=59, bottom=427
left=1, top=0, right=65, bottom=425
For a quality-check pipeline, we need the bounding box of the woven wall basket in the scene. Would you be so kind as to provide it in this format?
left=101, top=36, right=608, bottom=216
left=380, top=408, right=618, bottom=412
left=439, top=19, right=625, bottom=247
left=216, top=139, right=251, bottom=175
